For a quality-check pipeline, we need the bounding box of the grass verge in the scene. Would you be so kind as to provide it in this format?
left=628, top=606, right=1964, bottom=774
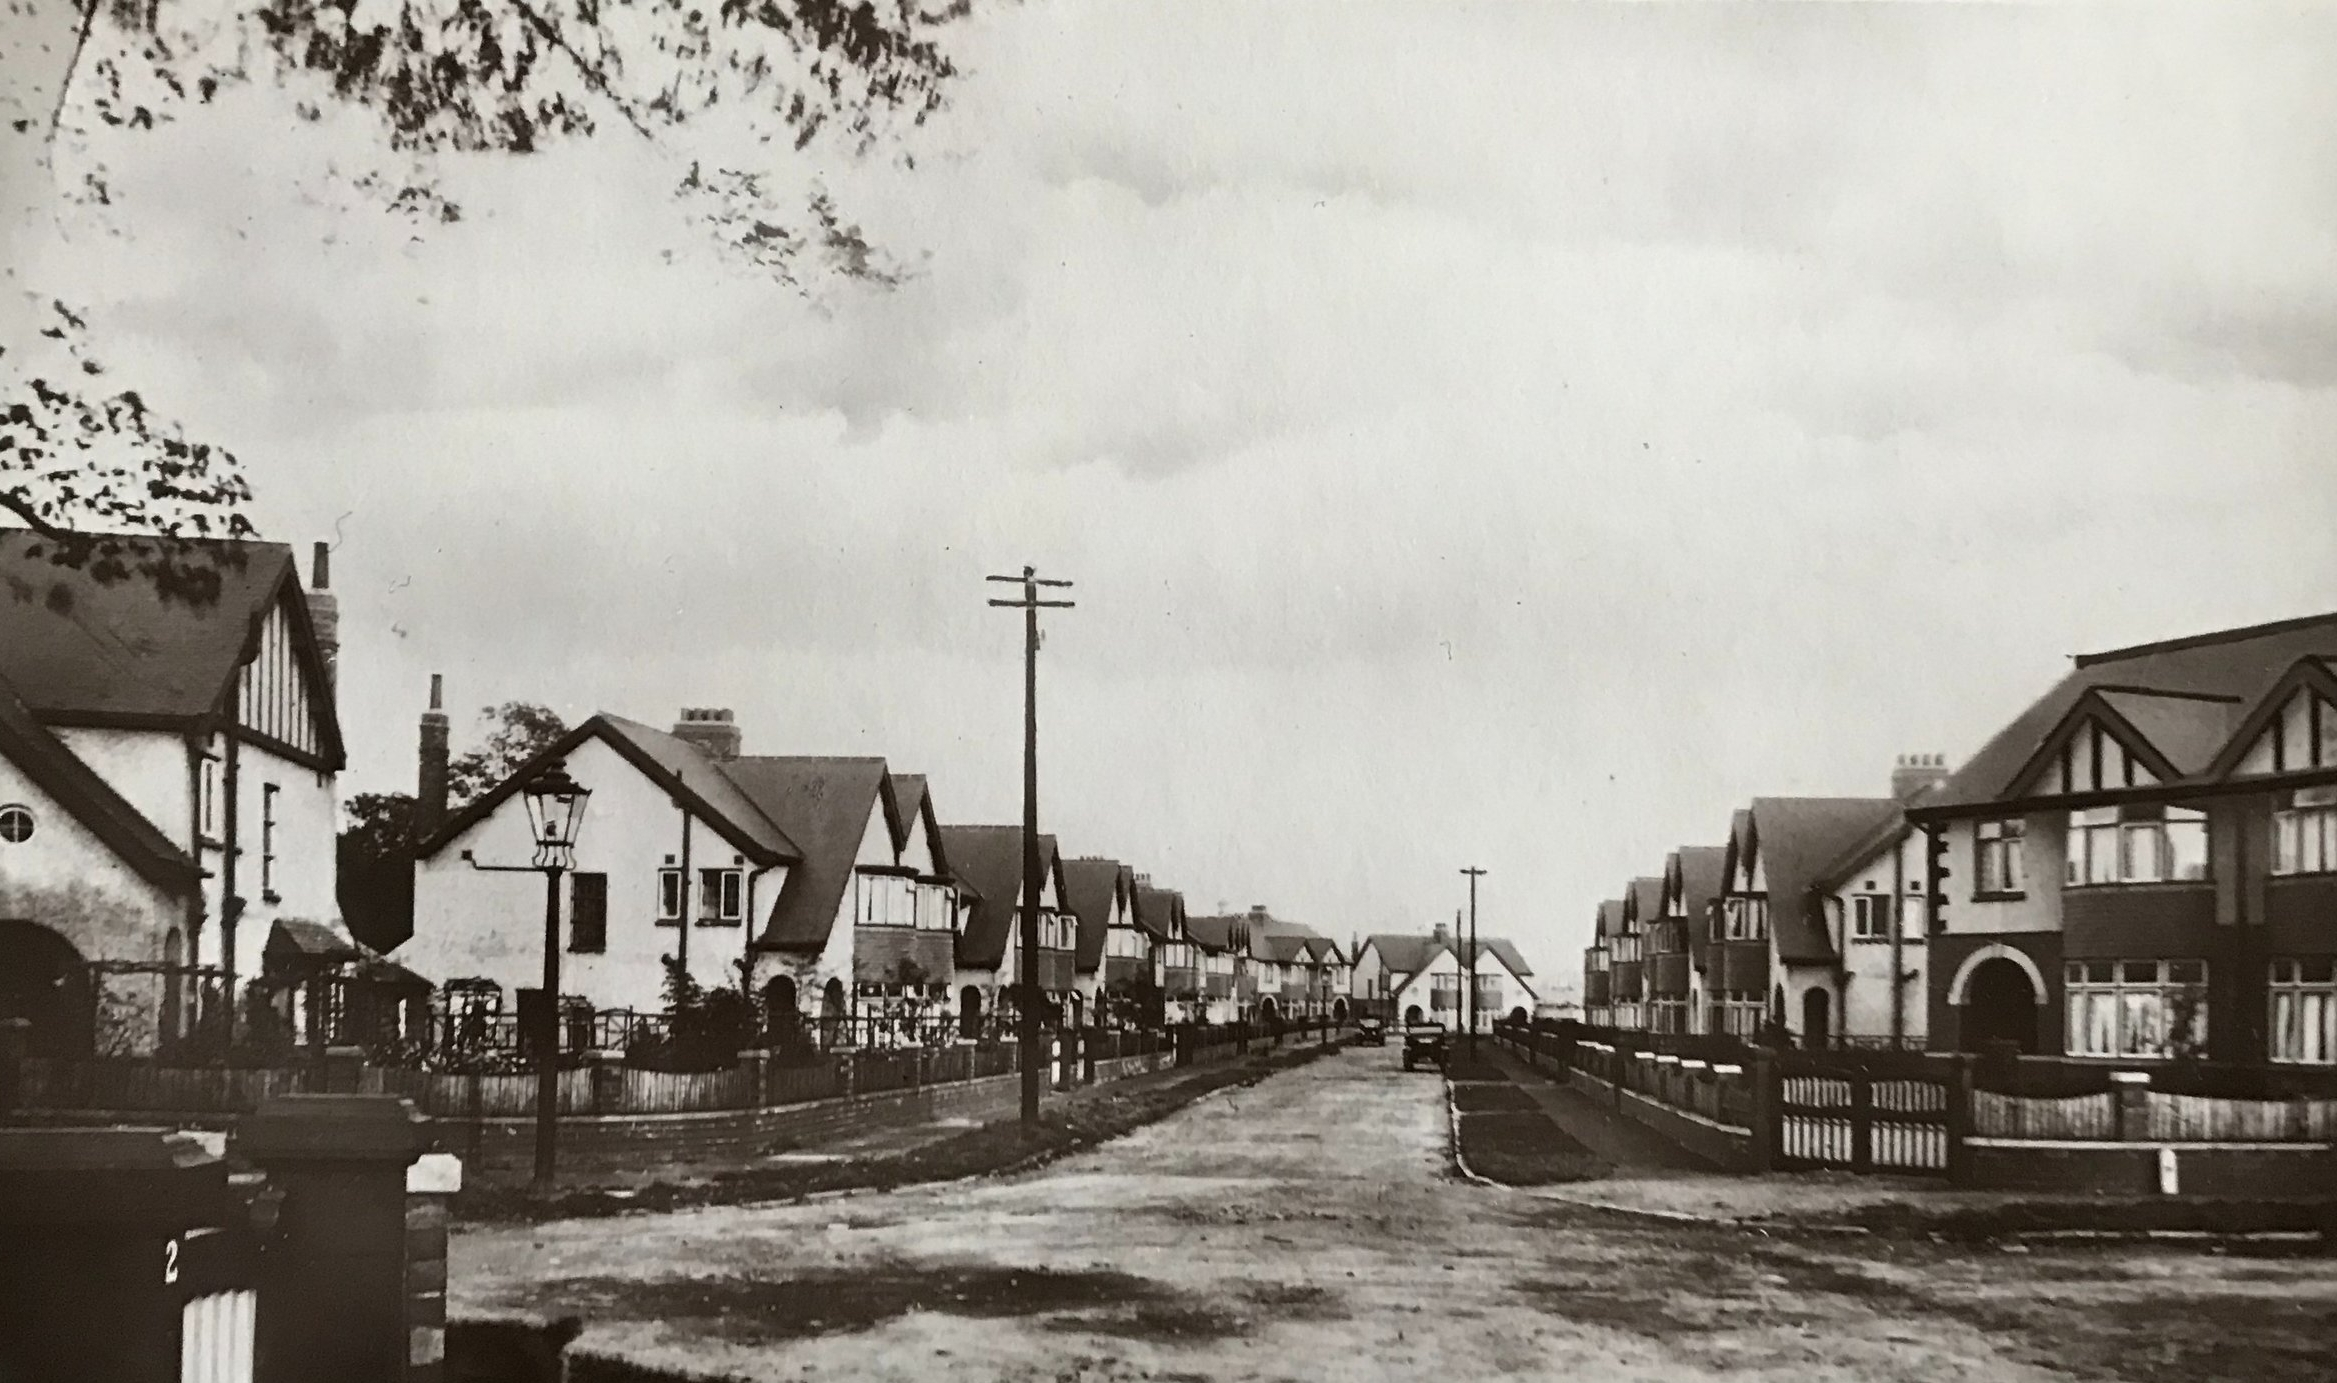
left=458, top=1041, right=1339, bottom=1224
left=1457, top=1108, right=1612, bottom=1185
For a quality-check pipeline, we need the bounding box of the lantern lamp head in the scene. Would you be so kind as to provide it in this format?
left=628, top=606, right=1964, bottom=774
left=521, top=758, right=591, bottom=870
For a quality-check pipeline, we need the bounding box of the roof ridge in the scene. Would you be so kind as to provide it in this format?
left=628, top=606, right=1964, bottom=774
left=2074, top=611, right=2337, bottom=668
left=2090, top=683, right=2246, bottom=704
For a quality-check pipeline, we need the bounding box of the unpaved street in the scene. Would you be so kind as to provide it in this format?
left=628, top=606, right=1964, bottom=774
left=453, top=1045, right=2337, bottom=1381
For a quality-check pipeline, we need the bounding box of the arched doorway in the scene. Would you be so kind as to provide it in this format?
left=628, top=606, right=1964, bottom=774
left=1507, top=1005, right=1527, bottom=1026
left=1403, top=1003, right=1423, bottom=1025
left=1801, top=988, right=1832, bottom=1049
left=1259, top=996, right=1280, bottom=1030
left=1332, top=997, right=1349, bottom=1024
left=0, top=921, right=91, bottom=1056
left=761, top=975, right=799, bottom=1047
left=1961, top=957, right=2039, bottom=1053
left=1066, top=993, right=1083, bottom=1030
left=959, top=985, right=984, bottom=1041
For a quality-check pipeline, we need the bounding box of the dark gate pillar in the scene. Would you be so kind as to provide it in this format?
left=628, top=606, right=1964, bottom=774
left=237, top=1094, right=430, bottom=1383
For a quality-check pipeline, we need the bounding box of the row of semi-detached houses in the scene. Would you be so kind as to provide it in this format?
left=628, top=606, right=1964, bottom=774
left=399, top=695, right=1357, bottom=1039
left=1584, top=610, right=2337, bottom=1069
left=0, top=529, right=1357, bottom=1058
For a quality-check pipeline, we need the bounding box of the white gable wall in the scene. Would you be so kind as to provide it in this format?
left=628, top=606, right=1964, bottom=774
left=406, top=732, right=790, bottom=1017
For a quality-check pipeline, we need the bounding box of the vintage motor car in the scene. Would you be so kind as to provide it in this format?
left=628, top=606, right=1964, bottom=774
left=1400, top=1021, right=1448, bottom=1071
left=1356, top=1016, right=1387, bottom=1046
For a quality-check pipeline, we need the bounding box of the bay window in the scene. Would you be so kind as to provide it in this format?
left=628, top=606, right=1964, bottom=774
left=1975, top=818, right=2025, bottom=895
left=2270, top=959, right=2337, bottom=1065
left=2065, top=805, right=2208, bottom=886
left=2273, top=788, right=2337, bottom=877
left=2064, top=959, right=2207, bottom=1058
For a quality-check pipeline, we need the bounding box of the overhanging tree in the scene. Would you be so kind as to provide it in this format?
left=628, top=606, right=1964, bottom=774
left=2, top=0, right=973, bottom=553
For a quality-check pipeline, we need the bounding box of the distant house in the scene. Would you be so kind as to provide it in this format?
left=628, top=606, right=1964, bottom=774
left=1134, top=882, right=1198, bottom=1023
left=1581, top=901, right=1620, bottom=1028
left=1673, top=847, right=1726, bottom=1038
left=1356, top=924, right=1536, bottom=1032
left=938, top=826, right=1080, bottom=1030
left=1061, top=856, right=1138, bottom=1023
left=1611, top=877, right=1659, bottom=1031
left=1907, top=612, right=2337, bottom=1064
left=1181, top=913, right=1247, bottom=1025
left=1799, top=757, right=1947, bottom=1049
left=0, top=532, right=365, bottom=1056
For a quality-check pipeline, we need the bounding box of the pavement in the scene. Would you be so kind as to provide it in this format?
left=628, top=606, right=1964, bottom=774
left=450, top=1041, right=2337, bottom=1382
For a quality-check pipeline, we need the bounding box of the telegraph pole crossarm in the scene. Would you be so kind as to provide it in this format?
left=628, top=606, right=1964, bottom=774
left=988, top=565, right=1075, bottom=1126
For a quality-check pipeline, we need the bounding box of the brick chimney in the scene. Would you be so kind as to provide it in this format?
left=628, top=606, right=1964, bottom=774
left=305, top=542, right=338, bottom=692
left=417, top=675, right=450, bottom=836
left=1431, top=920, right=1452, bottom=946
left=671, top=707, right=742, bottom=761
left=1891, top=752, right=1950, bottom=802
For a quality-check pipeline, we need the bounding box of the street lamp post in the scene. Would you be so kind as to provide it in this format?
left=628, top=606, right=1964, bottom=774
left=466, top=758, right=591, bottom=1193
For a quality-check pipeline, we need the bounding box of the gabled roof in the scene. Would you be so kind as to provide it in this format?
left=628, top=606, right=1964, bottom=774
left=1677, top=846, right=1727, bottom=921
left=1260, top=933, right=1312, bottom=964
left=1592, top=899, right=1624, bottom=943
left=1622, top=876, right=1662, bottom=930
left=1133, top=885, right=1183, bottom=942
left=939, top=826, right=1060, bottom=970
left=881, top=773, right=945, bottom=873
left=0, top=529, right=345, bottom=768
left=1182, top=914, right=1243, bottom=953
left=726, top=757, right=890, bottom=952
left=1920, top=611, right=2337, bottom=814
left=414, top=714, right=801, bottom=868
left=1748, top=797, right=1902, bottom=964
left=0, top=671, right=199, bottom=893
left=1363, top=932, right=1450, bottom=977
left=1060, top=856, right=1125, bottom=973
left=1460, top=936, right=1536, bottom=979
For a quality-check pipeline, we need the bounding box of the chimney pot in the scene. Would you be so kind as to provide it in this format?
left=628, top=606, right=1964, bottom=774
left=304, top=541, right=339, bottom=692
left=1891, top=752, right=1951, bottom=802
left=671, top=707, right=743, bottom=761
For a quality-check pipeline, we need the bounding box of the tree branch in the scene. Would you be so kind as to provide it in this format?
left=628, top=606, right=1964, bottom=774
left=504, top=0, right=659, bottom=142
left=0, top=486, right=68, bottom=539
left=46, top=0, right=103, bottom=154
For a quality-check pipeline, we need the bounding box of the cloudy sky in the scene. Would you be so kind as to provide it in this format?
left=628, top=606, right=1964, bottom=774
left=11, top=1, right=2337, bottom=985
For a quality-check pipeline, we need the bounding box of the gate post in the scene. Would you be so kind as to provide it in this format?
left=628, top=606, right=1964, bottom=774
left=236, top=1094, right=430, bottom=1383
left=1850, top=1072, right=1873, bottom=1173
left=1943, top=1054, right=1975, bottom=1186
left=1747, top=1049, right=1780, bottom=1174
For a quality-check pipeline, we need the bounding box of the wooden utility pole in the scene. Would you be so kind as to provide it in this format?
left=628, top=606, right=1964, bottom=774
left=1461, top=867, right=1487, bottom=1058
left=989, top=566, right=1074, bottom=1124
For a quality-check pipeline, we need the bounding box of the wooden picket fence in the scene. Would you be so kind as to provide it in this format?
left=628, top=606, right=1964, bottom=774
left=1498, top=1021, right=2337, bottom=1180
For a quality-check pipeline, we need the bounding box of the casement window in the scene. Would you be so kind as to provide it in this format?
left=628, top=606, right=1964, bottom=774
left=1850, top=893, right=1893, bottom=942
left=656, top=865, right=685, bottom=926
left=858, top=874, right=915, bottom=929
left=2065, top=805, right=2208, bottom=886
left=1430, top=973, right=1458, bottom=1009
left=1975, top=818, right=2026, bottom=895
left=259, top=784, right=280, bottom=897
left=2064, top=959, right=2207, bottom=1058
left=2270, top=960, right=2337, bottom=1065
left=198, top=756, right=220, bottom=840
left=698, top=867, right=745, bottom=925
left=1721, top=896, right=1767, bottom=941
left=569, top=873, right=608, bottom=953
left=2273, top=788, right=2337, bottom=877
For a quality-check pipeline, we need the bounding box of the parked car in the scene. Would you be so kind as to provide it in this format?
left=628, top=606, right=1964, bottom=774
left=1401, top=1021, right=1448, bottom=1071
left=1356, top=1016, right=1387, bottom=1046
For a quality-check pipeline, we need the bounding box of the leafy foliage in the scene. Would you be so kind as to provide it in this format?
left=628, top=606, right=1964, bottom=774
left=638, top=955, right=760, bottom=1069
left=0, top=299, right=258, bottom=582
left=447, top=700, right=570, bottom=806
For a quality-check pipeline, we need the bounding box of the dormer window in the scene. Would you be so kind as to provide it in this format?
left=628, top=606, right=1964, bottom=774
left=2066, top=804, right=2208, bottom=886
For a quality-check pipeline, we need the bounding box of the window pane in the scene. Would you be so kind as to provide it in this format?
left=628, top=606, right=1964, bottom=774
left=2276, top=812, right=2302, bottom=875
left=2168, top=820, right=2209, bottom=880
left=2122, top=960, right=2160, bottom=983
left=2086, top=992, right=2118, bottom=1056
left=2122, top=824, right=2163, bottom=882
left=2088, top=827, right=2121, bottom=883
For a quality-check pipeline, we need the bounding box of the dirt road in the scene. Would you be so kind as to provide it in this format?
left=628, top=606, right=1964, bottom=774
left=452, top=1044, right=2337, bottom=1381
